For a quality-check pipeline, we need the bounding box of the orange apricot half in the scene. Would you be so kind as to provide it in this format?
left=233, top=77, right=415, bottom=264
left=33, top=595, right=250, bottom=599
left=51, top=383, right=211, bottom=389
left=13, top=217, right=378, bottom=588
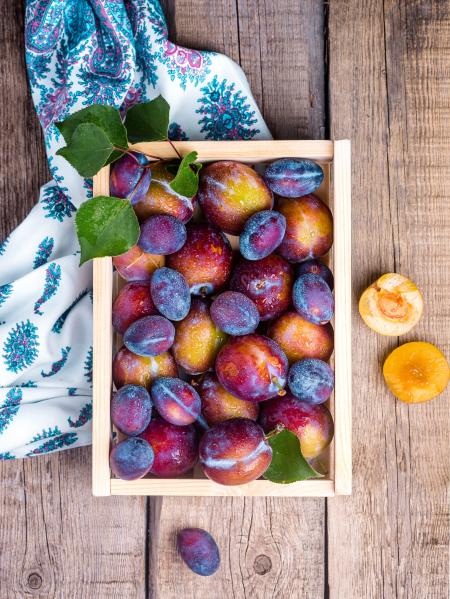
left=383, top=341, right=450, bottom=404
left=359, top=273, right=423, bottom=336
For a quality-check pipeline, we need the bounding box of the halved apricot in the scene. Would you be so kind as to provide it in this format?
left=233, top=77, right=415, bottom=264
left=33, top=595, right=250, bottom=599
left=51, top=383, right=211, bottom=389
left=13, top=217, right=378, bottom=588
left=359, top=273, right=423, bottom=336
left=383, top=341, right=449, bottom=403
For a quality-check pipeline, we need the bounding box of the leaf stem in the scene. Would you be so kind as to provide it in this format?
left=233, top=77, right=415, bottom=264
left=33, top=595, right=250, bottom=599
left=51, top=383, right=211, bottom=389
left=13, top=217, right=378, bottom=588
left=166, top=138, right=182, bottom=160
left=113, top=147, right=162, bottom=163
left=264, top=424, right=285, bottom=441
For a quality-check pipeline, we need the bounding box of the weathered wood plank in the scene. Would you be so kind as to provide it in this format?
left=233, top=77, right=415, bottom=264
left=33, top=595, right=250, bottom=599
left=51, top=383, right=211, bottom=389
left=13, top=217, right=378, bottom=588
left=0, top=0, right=48, bottom=233
left=327, top=1, right=449, bottom=597
left=148, top=2, right=327, bottom=598
left=0, top=3, right=147, bottom=598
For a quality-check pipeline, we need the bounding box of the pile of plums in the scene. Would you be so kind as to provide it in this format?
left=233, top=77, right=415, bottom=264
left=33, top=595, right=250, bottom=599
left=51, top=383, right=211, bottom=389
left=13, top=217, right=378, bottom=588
left=109, top=155, right=335, bottom=485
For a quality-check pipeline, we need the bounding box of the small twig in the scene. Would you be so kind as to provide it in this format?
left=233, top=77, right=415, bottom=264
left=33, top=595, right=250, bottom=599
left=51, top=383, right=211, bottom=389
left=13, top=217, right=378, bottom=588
left=114, top=146, right=162, bottom=163
left=265, top=424, right=285, bottom=441
left=166, top=138, right=182, bottom=160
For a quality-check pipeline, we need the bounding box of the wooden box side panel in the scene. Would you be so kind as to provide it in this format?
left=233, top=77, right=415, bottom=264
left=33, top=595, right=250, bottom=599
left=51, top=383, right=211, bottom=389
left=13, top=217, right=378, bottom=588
left=131, top=140, right=334, bottom=163
left=332, top=140, right=352, bottom=495
left=92, top=166, right=113, bottom=496
left=110, top=478, right=335, bottom=497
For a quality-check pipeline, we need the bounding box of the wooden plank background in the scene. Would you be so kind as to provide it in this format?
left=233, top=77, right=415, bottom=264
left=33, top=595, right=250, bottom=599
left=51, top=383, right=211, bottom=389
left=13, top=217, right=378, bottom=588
left=0, top=1, right=448, bottom=598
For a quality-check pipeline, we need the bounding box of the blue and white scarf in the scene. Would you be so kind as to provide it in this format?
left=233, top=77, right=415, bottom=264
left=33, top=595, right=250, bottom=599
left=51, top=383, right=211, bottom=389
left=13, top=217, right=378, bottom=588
left=0, top=0, right=270, bottom=459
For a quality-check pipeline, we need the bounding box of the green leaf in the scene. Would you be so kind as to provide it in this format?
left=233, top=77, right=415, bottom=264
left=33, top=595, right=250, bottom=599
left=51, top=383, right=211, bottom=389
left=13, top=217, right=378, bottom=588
left=75, top=195, right=140, bottom=265
left=55, top=104, right=127, bottom=165
left=124, top=95, right=170, bottom=142
left=263, top=429, right=323, bottom=484
left=56, top=123, right=114, bottom=178
left=169, top=151, right=202, bottom=197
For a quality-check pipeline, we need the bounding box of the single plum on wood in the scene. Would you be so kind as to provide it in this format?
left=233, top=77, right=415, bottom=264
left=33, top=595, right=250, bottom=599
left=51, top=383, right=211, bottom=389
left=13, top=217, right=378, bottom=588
left=150, top=267, right=191, bottom=321
left=230, top=254, right=293, bottom=321
left=199, top=373, right=259, bottom=426
left=264, top=158, right=324, bottom=198
left=268, top=311, right=334, bottom=364
left=111, top=384, right=153, bottom=436
left=293, top=273, right=334, bottom=325
left=112, top=282, right=157, bottom=335
left=167, top=223, right=233, bottom=295
left=197, top=161, right=273, bottom=235
left=123, top=315, right=175, bottom=357
left=277, top=194, right=333, bottom=262
left=173, top=299, right=228, bottom=374
left=113, top=244, right=164, bottom=282
left=151, top=377, right=201, bottom=426
left=132, top=162, right=195, bottom=223
left=239, top=210, right=286, bottom=261
left=138, top=214, right=186, bottom=255
left=110, top=152, right=151, bottom=204
left=296, top=259, right=334, bottom=291
left=109, top=437, right=154, bottom=480
left=288, top=359, right=334, bottom=404
left=177, top=528, right=220, bottom=576
left=199, top=418, right=272, bottom=485
left=140, top=417, right=198, bottom=477
left=113, top=346, right=177, bottom=390
left=215, top=334, right=288, bottom=402
left=259, top=394, right=334, bottom=458
left=210, top=291, right=259, bottom=336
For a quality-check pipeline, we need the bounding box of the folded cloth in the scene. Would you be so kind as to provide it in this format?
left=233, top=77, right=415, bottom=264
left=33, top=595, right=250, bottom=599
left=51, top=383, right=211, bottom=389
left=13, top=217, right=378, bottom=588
left=0, top=0, right=270, bottom=459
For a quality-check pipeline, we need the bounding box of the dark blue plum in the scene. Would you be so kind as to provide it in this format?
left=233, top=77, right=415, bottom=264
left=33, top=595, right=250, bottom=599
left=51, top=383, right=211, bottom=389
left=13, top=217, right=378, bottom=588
left=123, top=315, right=175, bottom=357
left=110, top=152, right=151, bottom=205
left=138, top=215, right=187, bottom=255
left=288, top=358, right=334, bottom=404
left=177, top=528, right=220, bottom=576
left=109, top=437, right=154, bottom=480
left=111, top=384, right=153, bottom=436
left=210, top=291, right=260, bottom=336
left=293, top=273, right=334, bottom=325
left=264, top=158, right=324, bottom=197
left=151, top=377, right=201, bottom=426
left=296, top=259, right=334, bottom=291
left=239, top=210, right=286, bottom=260
left=150, top=267, right=191, bottom=321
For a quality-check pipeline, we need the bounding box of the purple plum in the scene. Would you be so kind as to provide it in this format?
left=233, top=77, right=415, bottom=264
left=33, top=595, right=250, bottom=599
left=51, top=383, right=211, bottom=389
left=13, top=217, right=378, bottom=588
left=111, top=384, right=153, bottom=436
left=177, top=528, right=220, bottom=576
left=123, top=315, right=175, bottom=357
left=109, top=437, right=154, bottom=480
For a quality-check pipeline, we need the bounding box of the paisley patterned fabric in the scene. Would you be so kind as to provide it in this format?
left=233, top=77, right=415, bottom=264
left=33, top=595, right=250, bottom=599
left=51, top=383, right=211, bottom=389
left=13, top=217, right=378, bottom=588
left=0, top=0, right=270, bottom=458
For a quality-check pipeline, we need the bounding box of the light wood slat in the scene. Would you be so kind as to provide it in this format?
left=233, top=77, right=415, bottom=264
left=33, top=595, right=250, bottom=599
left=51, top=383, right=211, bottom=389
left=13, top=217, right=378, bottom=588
left=332, top=140, right=352, bottom=495
left=111, top=478, right=335, bottom=497
left=92, top=168, right=113, bottom=497
left=131, top=139, right=334, bottom=162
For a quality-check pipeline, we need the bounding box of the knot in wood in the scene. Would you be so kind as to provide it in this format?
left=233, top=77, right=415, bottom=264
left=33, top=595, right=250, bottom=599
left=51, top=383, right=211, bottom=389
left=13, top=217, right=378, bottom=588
left=253, top=554, right=272, bottom=575
left=27, top=572, right=43, bottom=590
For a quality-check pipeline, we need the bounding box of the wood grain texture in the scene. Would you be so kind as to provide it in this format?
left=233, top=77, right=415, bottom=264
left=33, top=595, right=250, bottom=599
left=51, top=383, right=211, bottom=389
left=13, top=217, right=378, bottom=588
left=0, top=0, right=48, bottom=236
left=2, top=0, right=448, bottom=598
left=328, top=1, right=449, bottom=597
left=148, top=2, right=327, bottom=598
left=0, top=3, right=147, bottom=598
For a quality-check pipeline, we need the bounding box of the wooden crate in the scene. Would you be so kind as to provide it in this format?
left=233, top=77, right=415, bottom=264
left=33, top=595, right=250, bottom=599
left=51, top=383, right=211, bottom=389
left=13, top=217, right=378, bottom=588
left=92, top=140, right=351, bottom=497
